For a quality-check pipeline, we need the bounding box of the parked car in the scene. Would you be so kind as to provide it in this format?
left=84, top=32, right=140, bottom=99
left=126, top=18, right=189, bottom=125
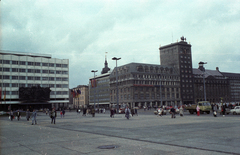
left=230, top=106, right=240, bottom=115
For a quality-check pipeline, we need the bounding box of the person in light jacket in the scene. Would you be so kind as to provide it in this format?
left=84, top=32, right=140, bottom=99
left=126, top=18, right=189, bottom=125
left=179, top=106, right=184, bottom=117
left=32, top=109, right=37, bottom=125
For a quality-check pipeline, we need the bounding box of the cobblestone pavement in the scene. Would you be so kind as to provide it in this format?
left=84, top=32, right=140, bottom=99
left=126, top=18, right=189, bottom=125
left=1, top=110, right=240, bottom=155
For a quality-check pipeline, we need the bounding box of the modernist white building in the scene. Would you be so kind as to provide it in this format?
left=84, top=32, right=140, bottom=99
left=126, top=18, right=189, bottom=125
left=0, top=50, right=69, bottom=111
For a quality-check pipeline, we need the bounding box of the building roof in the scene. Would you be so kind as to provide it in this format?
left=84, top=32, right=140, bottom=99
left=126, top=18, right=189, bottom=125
left=221, top=72, right=240, bottom=78
left=0, top=50, right=52, bottom=58
left=193, top=68, right=223, bottom=78
left=110, top=62, right=178, bottom=77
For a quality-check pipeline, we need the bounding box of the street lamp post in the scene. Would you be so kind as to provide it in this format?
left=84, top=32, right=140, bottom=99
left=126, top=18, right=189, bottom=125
left=112, top=57, right=121, bottom=114
left=159, top=74, right=163, bottom=107
left=198, top=62, right=207, bottom=101
left=91, top=70, right=98, bottom=109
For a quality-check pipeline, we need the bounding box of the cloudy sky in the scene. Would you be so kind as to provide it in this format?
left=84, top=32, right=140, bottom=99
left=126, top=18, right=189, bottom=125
left=1, top=0, right=240, bottom=88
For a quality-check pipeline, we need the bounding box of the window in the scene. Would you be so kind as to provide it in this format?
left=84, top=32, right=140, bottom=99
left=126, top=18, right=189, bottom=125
left=62, top=78, right=68, bottom=81
left=35, top=69, right=41, bottom=73
left=3, top=75, right=10, bottom=79
left=42, top=84, right=49, bottom=87
left=12, top=68, right=18, bottom=72
left=19, top=69, right=26, bottom=72
left=62, top=71, right=68, bottom=74
left=56, top=71, right=62, bottom=74
left=27, top=76, right=34, bottom=80
left=12, top=61, right=18, bottom=65
left=42, top=77, right=48, bottom=80
left=56, top=64, right=61, bottom=67
left=49, top=84, right=54, bottom=87
left=35, top=77, right=40, bottom=80
left=27, top=62, right=34, bottom=65
left=28, top=69, right=34, bottom=73
left=12, top=76, right=18, bottom=80
left=19, top=76, right=26, bottom=80
left=12, top=91, right=19, bottom=95
left=56, top=91, right=62, bottom=95
left=12, top=83, right=18, bottom=87
left=49, top=63, right=54, bottom=67
left=3, top=68, right=10, bottom=72
left=49, top=77, right=54, bottom=81
left=49, top=70, right=55, bottom=74
left=3, top=83, right=10, bottom=87
left=19, top=84, right=26, bottom=87
left=56, top=77, right=61, bottom=81
left=3, top=60, right=10, bottom=64
left=56, top=84, right=62, bottom=88
left=28, top=84, right=33, bottom=87
left=34, top=62, right=41, bottom=66
left=42, top=70, right=48, bottom=73
left=42, top=63, right=49, bottom=66
left=62, top=64, right=68, bottom=68
left=19, top=61, right=26, bottom=65
left=62, top=91, right=68, bottom=95
left=62, top=84, right=68, bottom=88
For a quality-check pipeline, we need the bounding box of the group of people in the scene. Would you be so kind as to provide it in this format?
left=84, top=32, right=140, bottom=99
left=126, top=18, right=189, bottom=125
left=8, top=108, right=59, bottom=125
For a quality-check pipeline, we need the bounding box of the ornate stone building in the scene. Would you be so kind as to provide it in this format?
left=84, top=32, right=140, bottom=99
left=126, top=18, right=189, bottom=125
left=110, top=63, right=181, bottom=108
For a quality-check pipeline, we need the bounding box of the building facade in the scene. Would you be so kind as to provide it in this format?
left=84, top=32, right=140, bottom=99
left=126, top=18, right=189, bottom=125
left=72, top=85, right=89, bottom=109
left=220, top=71, right=240, bottom=103
left=193, top=67, right=230, bottom=103
left=0, top=50, right=69, bottom=111
left=160, top=37, right=194, bottom=105
left=89, top=72, right=111, bottom=108
left=109, top=63, right=181, bottom=108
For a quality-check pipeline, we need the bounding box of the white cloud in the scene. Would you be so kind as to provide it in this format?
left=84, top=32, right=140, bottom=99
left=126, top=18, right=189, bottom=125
left=1, top=0, right=240, bottom=88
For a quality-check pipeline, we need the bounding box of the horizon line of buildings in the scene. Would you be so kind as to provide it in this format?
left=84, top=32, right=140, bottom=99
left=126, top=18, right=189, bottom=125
left=1, top=37, right=240, bottom=111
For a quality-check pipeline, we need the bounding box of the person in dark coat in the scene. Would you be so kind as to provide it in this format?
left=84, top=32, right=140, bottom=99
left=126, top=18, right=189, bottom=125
left=222, top=105, right=226, bottom=117
left=51, top=109, right=57, bottom=124
left=17, top=110, right=21, bottom=121
left=26, top=109, right=30, bottom=121
left=170, top=107, right=176, bottom=118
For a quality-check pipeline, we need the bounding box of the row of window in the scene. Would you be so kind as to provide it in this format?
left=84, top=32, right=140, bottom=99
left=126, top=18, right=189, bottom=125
left=111, top=93, right=180, bottom=101
left=0, top=75, right=68, bottom=81
left=0, top=60, right=68, bottom=68
left=2, top=91, right=68, bottom=95
left=0, top=83, right=68, bottom=88
left=0, top=68, right=68, bottom=74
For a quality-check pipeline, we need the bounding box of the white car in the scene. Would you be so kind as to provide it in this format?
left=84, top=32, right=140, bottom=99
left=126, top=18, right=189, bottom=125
left=230, top=106, right=240, bottom=115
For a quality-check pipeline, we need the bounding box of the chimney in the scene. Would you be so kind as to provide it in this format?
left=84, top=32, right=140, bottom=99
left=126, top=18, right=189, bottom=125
left=216, top=67, right=219, bottom=72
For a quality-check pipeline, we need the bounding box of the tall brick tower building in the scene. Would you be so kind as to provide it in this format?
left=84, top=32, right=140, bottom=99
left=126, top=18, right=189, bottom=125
left=159, top=36, right=194, bottom=104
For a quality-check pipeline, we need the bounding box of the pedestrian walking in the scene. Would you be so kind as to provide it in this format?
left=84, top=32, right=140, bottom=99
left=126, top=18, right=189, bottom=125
left=31, top=109, right=37, bottom=125
left=110, top=108, right=114, bottom=118
left=222, top=105, right=226, bottom=117
left=131, top=108, right=135, bottom=117
left=103, top=108, right=106, bottom=114
left=196, top=105, right=200, bottom=116
left=51, top=109, right=57, bottom=124
left=26, top=109, right=30, bottom=121
left=91, top=107, right=95, bottom=117
left=170, top=107, right=176, bottom=118
left=62, top=109, right=65, bottom=117
left=125, top=106, right=131, bottom=119
left=9, top=110, right=14, bottom=121
left=157, top=108, right=162, bottom=117
left=134, top=108, right=138, bottom=116
left=179, top=106, right=184, bottom=117
left=60, top=111, right=63, bottom=118
left=17, top=110, right=21, bottom=121
left=82, top=108, right=86, bottom=116
left=213, top=104, right=218, bottom=117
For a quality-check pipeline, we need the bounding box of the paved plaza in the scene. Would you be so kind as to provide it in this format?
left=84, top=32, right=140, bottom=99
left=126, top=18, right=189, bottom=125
left=0, top=110, right=240, bottom=155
